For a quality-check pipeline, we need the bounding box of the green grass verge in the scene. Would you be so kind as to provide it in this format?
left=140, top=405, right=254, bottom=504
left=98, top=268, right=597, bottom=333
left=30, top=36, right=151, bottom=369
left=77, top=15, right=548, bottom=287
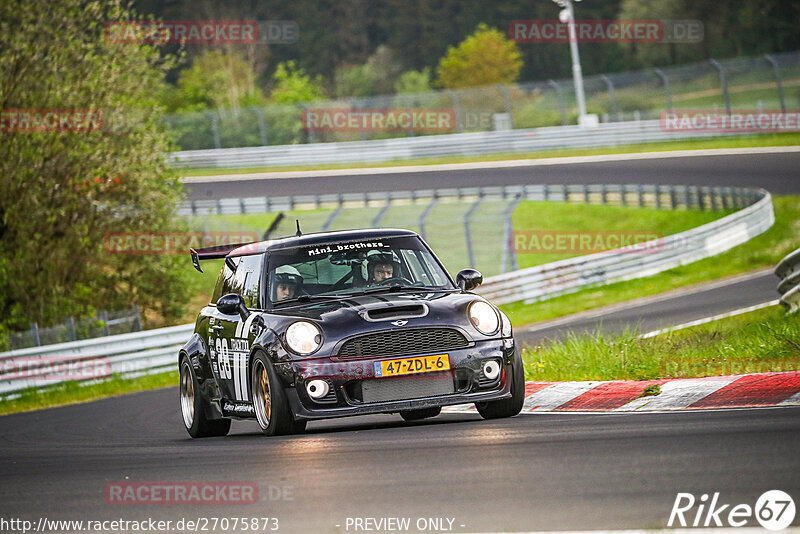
left=501, top=195, right=800, bottom=326
left=180, top=133, right=800, bottom=176
left=0, top=370, right=177, bottom=416
left=521, top=305, right=800, bottom=382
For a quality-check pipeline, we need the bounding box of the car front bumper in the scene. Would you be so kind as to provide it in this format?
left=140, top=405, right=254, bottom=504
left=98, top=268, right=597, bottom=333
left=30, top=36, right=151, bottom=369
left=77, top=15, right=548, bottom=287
left=278, top=338, right=516, bottom=421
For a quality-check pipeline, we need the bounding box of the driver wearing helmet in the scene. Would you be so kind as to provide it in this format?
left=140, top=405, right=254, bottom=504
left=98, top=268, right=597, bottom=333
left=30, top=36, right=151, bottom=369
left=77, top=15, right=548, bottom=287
left=366, top=251, right=401, bottom=286
left=272, top=265, right=303, bottom=301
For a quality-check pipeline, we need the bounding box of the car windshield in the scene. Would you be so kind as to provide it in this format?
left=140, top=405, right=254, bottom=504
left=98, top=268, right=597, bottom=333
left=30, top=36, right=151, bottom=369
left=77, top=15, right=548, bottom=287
left=265, top=235, right=454, bottom=305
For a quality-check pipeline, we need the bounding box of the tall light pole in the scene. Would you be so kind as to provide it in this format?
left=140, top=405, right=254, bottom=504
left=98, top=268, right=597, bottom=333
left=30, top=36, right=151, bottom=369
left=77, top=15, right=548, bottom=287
left=553, top=0, right=591, bottom=125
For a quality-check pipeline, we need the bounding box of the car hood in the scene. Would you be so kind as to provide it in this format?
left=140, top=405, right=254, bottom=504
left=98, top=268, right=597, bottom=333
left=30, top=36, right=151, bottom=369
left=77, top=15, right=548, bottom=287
left=265, top=290, right=494, bottom=349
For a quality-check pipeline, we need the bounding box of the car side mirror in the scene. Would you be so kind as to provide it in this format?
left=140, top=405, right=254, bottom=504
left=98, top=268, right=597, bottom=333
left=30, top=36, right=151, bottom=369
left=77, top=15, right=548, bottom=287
left=217, top=293, right=250, bottom=320
left=456, top=269, right=483, bottom=291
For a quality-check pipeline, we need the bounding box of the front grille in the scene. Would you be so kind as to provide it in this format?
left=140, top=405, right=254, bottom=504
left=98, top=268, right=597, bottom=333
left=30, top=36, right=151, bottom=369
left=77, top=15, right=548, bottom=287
left=359, top=373, right=455, bottom=403
left=337, top=328, right=469, bottom=358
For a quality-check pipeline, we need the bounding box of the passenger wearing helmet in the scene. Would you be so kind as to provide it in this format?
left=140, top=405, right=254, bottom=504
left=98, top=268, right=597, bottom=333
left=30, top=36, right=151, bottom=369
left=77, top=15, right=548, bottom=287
left=366, top=251, right=401, bottom=286
left=272, top=265, right=303, bottom=301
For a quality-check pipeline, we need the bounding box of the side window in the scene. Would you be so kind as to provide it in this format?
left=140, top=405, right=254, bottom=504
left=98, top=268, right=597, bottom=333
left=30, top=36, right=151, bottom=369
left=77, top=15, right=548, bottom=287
left=235, top=254, right=264, bottom=308
left=212, top=257, right=239, bottom=303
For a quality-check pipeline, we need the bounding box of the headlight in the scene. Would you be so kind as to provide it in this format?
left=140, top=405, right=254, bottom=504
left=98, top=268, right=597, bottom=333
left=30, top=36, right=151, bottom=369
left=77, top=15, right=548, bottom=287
left=285, top=321, right=322, bottom=355
left=468, top=301, right=499, bottom=335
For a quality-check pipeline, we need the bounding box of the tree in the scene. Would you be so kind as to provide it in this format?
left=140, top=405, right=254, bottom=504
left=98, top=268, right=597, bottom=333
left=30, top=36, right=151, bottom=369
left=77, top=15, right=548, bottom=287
left=269, top=61, right=326, bottom=104
left=0, top=0, right=189, bottom=332
left=334, top=46, right=404, bottom=98
left=436, top=23, right=523, bottom=89
left=394, top=68, right=432, bottom=94
left=163, top=50, right=266, bottom=112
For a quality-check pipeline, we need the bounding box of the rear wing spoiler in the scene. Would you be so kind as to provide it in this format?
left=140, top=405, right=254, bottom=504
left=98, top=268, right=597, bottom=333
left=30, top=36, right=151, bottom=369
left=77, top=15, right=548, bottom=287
left=189, top=242, right=256, bottom=273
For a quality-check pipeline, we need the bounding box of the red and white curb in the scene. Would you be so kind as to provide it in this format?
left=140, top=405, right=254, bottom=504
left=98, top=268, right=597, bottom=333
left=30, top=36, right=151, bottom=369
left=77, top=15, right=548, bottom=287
left=441, top=371, right=800, bottom=413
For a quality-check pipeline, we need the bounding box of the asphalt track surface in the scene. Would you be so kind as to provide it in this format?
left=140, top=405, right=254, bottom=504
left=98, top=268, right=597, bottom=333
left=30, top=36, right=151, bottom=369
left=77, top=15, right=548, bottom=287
left=516, top=269, right=779, bottom=346
left=183, top=151, right=800, bottom=200
left=1, top=390, right=799, bottom=532
left=2, top=152, right=799, bottom=532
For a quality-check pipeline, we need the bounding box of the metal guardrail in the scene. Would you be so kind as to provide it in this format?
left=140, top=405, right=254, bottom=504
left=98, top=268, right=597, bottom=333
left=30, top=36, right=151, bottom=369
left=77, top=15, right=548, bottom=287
left=775, top=248, right=800, bottom=313
left=171, top=119, right=736, bottom=169
left=0, top=184, right=773, bottom=395
left=0, top=324, right=193, bottom=395
left=477, top=188, right=773, bottom=305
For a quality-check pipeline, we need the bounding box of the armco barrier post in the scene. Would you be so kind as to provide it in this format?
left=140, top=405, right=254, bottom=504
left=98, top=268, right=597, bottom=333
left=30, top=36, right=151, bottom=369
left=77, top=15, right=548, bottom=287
left=500, top=194, right=523, bottom=273
left=763, top=54, right=786, bottom=113
left=250, top=107, right=268, bottom=146
left=464, top=197, right=483, bottom=269
left=600, top=75, right=619, bottom=121
left=547, top=80, right=567, bottom=126
left=709, top=59, right=731, bottom=115
left=653, top=68, right=672, bottom=112
left=418, top=197, right=438, bottom=240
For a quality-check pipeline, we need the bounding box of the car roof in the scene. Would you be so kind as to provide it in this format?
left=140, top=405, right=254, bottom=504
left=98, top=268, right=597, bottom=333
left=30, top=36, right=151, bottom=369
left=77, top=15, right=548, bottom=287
left=228, top=228, right=419, bottom=257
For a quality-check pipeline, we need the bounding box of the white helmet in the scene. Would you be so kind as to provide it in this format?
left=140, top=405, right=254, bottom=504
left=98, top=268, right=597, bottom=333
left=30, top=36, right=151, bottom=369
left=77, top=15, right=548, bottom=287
left=274, top=265, right=303, bottom=287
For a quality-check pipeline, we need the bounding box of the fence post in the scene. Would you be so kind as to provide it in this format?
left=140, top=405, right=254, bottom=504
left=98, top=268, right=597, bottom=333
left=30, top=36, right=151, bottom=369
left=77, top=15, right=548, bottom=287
left=206, top=110, right=222, bottom=149
left=296, top=103, right=313, bottom=143
left=446, top=90, right=463, bottom=132
left=66, top=316, right=77, bottom=341
left=547, top=80, right=567, bottom=125
left=418, top=197, right=438, bottom=240
left=251, top=107, right=268, bottom=146
left=30, top=322, right=41, bottom=347
left=322, top=204, right=343, bottom=232
left=464, top=197, right=483, bottom=269
left=600, top=75, right=619, bottom=121
left=371, top=196, right=391, bottom=227
left=500, top=194, right=523, bottom=273
left=497, top=84, right=514, bottom=129
left=709, top=59, right=731, bottom=115
left=653, top=68, right=672, bottom=112
left=132, top=304, right=142, bottom=332
left=99, top=310, right=110, bottom=336
left=763, top=54, right=786, bottom=113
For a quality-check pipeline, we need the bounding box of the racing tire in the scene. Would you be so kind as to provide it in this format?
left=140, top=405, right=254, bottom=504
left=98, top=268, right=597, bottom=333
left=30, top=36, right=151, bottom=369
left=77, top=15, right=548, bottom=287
left=475, top=348, right=525, bottom=420
left=250, top=351, right=306, bottom=436
left=180, top=355, right=231, bottom=438
left=399, top=407, right=442, bottom=421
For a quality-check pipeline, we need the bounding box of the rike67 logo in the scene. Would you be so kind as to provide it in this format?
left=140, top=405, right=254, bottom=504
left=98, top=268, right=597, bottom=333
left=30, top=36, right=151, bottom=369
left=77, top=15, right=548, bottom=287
left=668, top=490, right=796, bottom=530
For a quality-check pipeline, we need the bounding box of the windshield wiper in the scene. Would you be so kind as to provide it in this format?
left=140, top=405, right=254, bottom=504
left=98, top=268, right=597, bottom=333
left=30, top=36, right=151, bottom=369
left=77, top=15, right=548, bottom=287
left=271, top=294, right=352, bottom=306
left=360, top=285, right=446, bottom=295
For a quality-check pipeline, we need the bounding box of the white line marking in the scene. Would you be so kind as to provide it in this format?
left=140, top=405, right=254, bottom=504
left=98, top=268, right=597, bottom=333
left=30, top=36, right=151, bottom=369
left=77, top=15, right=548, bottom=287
left=240, top=352, right=249, bottom=401
left=639, top=300, right=780, bottom=339
left=181, top=146, right=800, bottom=183
left=523, top=381, right=605, bottom=411
left=616, top=377, right=738, bottom=411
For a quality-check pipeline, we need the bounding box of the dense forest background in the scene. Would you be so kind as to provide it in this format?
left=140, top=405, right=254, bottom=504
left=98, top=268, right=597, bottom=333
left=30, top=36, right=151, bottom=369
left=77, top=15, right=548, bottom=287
left=136, top=0, right=800, bottom=91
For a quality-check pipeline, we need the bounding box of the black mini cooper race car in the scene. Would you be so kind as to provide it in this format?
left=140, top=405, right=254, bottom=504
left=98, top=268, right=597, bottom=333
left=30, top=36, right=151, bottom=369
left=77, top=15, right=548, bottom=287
left=179, top=228, right=524, bottom=438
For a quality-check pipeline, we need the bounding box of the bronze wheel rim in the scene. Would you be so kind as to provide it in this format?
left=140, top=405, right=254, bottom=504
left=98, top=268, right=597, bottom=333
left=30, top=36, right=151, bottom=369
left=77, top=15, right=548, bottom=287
left=253, top=360, right=272, bottom=429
